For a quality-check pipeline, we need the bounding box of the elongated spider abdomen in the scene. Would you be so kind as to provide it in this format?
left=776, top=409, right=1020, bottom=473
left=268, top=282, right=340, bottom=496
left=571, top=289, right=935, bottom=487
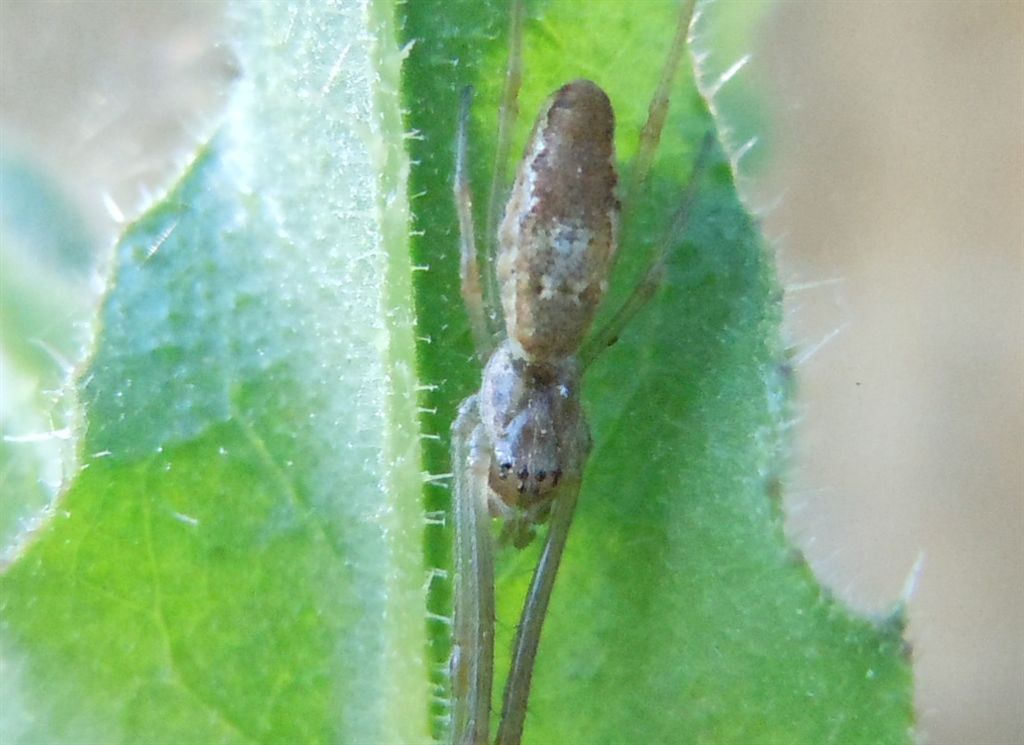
left=497, top=79, right=619, bottom=362
left=479, top=342, right=590, bottom=507
left=451, top=5, right=706, bottom=739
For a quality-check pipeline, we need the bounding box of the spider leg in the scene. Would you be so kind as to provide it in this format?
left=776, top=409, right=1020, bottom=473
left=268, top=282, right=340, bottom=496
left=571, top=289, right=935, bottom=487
left=451, top=396, right=496, bottom=745
left=496, top=481, right=581, bottom=745
left=623, top=0, right=698, bottom=203
left=455, top=87, right=495, bottom=362
left=482, top=0, right=526, bottom=325
left=579, top=0, right=702, bottom=369
left=581, top=132, right=714, bottom=369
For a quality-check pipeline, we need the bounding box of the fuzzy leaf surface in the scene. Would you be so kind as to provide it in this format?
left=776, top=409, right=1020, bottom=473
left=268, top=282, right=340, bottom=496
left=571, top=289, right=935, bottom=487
left=1, top=3, right=426, bottom=743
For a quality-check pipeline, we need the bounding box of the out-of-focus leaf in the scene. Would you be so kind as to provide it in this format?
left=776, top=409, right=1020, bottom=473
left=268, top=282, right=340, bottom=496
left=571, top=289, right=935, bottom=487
left=0, top=152, right=94, bottom=553
left=1, top=3, right=427, bottom=743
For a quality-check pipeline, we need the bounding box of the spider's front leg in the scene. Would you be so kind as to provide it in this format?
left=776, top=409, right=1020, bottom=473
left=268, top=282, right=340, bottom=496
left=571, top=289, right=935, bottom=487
left=451, top=396, right=496, bottom=745
left=495, top=479, right=581, bottom=745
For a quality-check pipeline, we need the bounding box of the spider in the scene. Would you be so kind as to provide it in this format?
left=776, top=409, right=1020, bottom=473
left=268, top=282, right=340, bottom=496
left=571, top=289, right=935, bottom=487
left=449, top=3, right=710, bottom=743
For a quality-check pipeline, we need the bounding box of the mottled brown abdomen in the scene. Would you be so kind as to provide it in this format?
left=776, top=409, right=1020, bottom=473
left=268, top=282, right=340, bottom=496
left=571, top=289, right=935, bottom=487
left=497, top=79, right=619, bottom=362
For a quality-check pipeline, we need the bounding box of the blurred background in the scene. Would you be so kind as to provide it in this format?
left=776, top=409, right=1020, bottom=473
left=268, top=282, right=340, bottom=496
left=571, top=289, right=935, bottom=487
left=1, top=1, right=1020, bottom=743
left=756, top=5, right=1022, bottom=744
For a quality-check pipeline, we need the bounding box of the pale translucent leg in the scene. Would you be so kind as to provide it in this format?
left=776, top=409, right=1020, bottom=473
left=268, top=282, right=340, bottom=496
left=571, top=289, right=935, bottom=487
left=496, top=483, right=580, bottom=745
left=581, top=132, right=715, bottom=368
left=455, top=87, right=494, bottom=362
left=483, top=0, right=525, bottom=282
left=578, top=0, right=701, bottom=368
left=451, top=396, right=496, bottom=745
left=623, top=0, right=699, bottom=203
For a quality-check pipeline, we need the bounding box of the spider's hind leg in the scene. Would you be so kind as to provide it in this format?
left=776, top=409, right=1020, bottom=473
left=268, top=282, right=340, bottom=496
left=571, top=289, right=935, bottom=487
left=455, top=88, right=495, bottom=363
left=579, top=0, right=705, bottom=370
left=581, top=132, right=715, bottom=369
left=455, top=0, right=526, bottom=364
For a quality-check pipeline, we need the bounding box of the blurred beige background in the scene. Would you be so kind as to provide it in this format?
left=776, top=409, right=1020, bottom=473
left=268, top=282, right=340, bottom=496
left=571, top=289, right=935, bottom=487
left=757, top=4, right=1023, bottom=745
left=2, top=2, right=1021, bottom=743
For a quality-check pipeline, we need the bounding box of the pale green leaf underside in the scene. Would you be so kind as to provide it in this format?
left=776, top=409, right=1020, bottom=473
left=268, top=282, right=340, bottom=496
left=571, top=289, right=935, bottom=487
left=0, top=151, right=95, bottom=555
left=2, top=3, right=426, bottom=744
left=1, top=1, right=913, bottom=744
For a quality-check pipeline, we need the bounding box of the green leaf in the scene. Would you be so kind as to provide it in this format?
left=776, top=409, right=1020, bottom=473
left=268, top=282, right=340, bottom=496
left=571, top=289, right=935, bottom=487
left=1, top=1, right=913, bottom=744
left=0, top=152, right=94, bottom=556
left=403, top=1, right=913, bottom=743
left=2, top=3, right=427, bottom=743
